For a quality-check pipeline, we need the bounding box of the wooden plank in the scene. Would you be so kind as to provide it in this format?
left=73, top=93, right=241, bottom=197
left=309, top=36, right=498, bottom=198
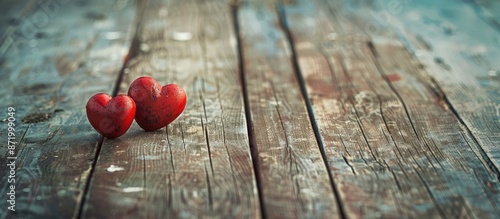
left=346, top=0, right=500, bottom=176
left=81, top=0, right=260, bottom=218
left=372, top=42, right=500, bottom=217
left=0, top=0, right=135, bottom=218
left=282, top=0, right=500, bottom=217
left=237, top=0, right=340, bottom=218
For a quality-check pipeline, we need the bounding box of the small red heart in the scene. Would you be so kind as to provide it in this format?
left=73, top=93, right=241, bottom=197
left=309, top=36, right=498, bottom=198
left=86, top=94, right=136, bottom=139
left=128, top=76, right=187, bottom=131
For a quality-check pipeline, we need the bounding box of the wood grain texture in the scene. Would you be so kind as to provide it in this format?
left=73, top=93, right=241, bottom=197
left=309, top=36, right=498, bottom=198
left=282, top=0, right=500, bottom=218
left=1, top=0, right=498, bottom=218
left=345, top=0, right=500, bottom=178
left=238, top=0, right=340, bottom=218
left=0, top=0, right=135, bottom=218
left=82, top=0, right=260, bottom=218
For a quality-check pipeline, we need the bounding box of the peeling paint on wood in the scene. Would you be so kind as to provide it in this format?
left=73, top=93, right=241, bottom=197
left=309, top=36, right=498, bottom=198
left=238, top=0, right=340, bottom=218
left=1, top=0, right=499, bottom=218
left=283, top=0, right=500, bottom=217
left=82, top=0, right=260, bottom=218
left=0, top=0, right=135, bottom=218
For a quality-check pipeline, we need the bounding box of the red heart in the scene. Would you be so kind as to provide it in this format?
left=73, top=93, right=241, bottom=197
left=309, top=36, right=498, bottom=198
left=128, top=76, right=187, bottom=131
left=86, top=94, right=136, bottom=139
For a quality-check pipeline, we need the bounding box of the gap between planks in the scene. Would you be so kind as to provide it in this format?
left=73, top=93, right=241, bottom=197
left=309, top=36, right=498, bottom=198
left=275, top=2, right=348, bottom=219
left=232, top=4, right=268, bottom=219
left=76, top=0, right=148, bottom=218
left=80, top=0, right=261, bottom=218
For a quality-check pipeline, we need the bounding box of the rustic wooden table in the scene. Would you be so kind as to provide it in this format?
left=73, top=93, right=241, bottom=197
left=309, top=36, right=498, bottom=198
left=1, top=0, right=499, bottom=218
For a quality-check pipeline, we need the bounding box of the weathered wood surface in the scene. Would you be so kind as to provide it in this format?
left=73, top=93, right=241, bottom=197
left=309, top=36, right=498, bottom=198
left=238, top=0, right=340, bottom=218
left=282, top=0, right=500, bottom=218
left=0, top=0, right=135, bottom=218
left=0, top=0, right=499, bottom=218
left=343, top=0, right=500, bottom=176
left=82, top=0, right=260, bottom=218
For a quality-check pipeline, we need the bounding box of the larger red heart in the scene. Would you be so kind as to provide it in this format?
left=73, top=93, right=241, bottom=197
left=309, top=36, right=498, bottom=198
left=86, top=94, right=136, bottom=139
left=128, top=76, right=187, bottom=131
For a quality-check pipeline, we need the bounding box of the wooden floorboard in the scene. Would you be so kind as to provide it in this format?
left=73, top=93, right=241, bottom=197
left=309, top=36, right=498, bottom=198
left=237, top=0, right=340, bottom=218
left=282, top=0, right=500, bottom=218
left=335, top=0, right=500, bottom=175
left=0, top=0, right=499, bottom=218
left=81, top=0, right=260, bottom=218
left=345, top=0, right=500, bottom=177
left=418, top=0, right=500, bottom=176
left=0, top=0, right=135, bottom=218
